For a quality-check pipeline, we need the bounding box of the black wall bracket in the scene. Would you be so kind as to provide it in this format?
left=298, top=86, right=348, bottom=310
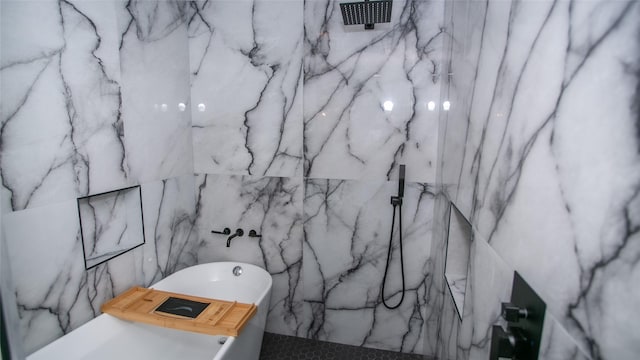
left=490, top=272, right=546, bottom=360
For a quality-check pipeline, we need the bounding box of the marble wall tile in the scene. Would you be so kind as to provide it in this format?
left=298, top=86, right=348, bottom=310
left=189, top=0, right=303, bottom=177
left=0, top=0, right=129, bottom=212
left=2, top=0, right=445, bottom=357
left=139, top=175, right=198, bottom=287
left=3, top=175, right=197, bottom=354
left=303, top=0, right=444, bottom=182
left=433, top=209, right=593, bottom=360
left=458, top=237, right=513, bottom=359
left=4, top=199, right=136, bottom=353
left=0, top=204, right=25, bottom=359
left=303, top=178, right=433, bottom=353
left=192, top=174, right=304, bottom=336
left=0, top=0, right=194, bottom=214
left=120, top=1, right=194, bottom=184
left=539, top=312, right=592, bottom=360
left=423, top=191, right=449, bottom=357
left=436, top=0, right=640, bottom=358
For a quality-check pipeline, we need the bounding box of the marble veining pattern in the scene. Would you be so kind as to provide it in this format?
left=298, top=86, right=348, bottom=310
left=188, top=0, right=303, bottom=177
left=0, top=0, right=193, bottom=213
left=78, top=186, right=145, bottom=268
left=1, top=1, right=197, bottom=353
left=139, top=175, right=199, bottom=287
left=192, top=174, right=304, bottom=336
left=303, top=178, right=434, bottom=354
left=435, top=0, right=640, bottom=358
left=444, top=274, right=465, bottom=317
left=1, top=0, right=127, bottom=212
left=120, top=0, right=194, bottom=184
left=3, top=175, right=197, bottom=354
left=0, top=211, right=25, bottom=359
left=304, top=0, right=443, bottom=182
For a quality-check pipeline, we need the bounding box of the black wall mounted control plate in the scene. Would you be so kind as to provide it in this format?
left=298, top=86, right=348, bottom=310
left=510, top=271, right=546, bottom=360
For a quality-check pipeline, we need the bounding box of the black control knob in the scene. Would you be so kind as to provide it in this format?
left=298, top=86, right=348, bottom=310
left=490, top=325, right=515, bottom=359
left=248, top=230, right=262, bottom=238
left=490, top=326, right=530, bottom=360
left=502, top=302, right=528, bottom=323
left=211, top=228, right=231, bottom=235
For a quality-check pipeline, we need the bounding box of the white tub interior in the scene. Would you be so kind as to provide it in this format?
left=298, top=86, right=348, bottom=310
left=27, top=262, right=272, bottom=360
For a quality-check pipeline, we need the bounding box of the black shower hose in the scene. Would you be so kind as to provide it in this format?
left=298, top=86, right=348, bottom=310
left=381, top=202, right=405, bottom=309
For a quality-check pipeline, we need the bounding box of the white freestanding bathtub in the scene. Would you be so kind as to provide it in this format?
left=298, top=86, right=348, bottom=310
left=28, top=262, right=273, bottom=360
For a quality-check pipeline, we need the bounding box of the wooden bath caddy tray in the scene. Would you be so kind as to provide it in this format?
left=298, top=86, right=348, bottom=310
left=101, top=286, right=257, bottom=336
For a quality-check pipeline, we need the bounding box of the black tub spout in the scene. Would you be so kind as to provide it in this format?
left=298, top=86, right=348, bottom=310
left=226, top=229, right=244, bottom=247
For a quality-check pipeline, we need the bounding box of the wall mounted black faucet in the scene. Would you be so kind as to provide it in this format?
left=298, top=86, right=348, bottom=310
left=226, top=229, right=244, bottom=247
left=211, top=228, right=231, bottom=235
left=248, top=230, right=262, bottom=238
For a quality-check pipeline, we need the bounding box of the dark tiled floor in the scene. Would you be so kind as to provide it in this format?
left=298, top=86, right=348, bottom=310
left=259, top=332, right=428, bottom=360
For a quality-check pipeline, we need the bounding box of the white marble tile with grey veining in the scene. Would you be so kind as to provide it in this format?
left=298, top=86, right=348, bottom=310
left=0, top=0, right=194, bottom=214
left=439, top=0, right=640, bottom=357
left=119, top=0, right=194, bottom=184
left=189, top=0, right=303, bottom=177
left=192, top=174, right=304, bottom=336
left=3, top=175, right=197, bottom=354
left=139, top=174, right=199, bottom=287
left=457, top=237, right=513, bottom=360
left=1, top=0, right=128, bottom=212
left=0, top=213, right=25, bottom=359
left=303, top=178, right=434, bottom=354
left=539, top=311, right=592, bottom=360
left=304, top=0, right=444, bottom=182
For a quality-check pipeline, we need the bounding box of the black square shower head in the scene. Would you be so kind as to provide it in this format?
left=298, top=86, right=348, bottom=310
left=339, top=0, right=393, bottom=30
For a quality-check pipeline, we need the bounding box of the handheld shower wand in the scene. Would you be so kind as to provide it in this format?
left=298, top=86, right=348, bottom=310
left=381, top=164, right=406, bottom=309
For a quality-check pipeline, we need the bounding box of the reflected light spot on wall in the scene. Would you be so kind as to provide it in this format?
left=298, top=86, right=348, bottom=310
left=443, top=101, right=451, bottom=111
left=428, top=101, right=436, bottom=111
left=198, top=103, right=206, bottom=112
left=383, top=100, right=394, bottom=112
left=178, top=103, right=186, bottom=112
left=161, top=104, right=168, bottom=112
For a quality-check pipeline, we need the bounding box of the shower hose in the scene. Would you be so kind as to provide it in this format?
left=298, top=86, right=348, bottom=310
left=381, top=199, right=405, bottom=309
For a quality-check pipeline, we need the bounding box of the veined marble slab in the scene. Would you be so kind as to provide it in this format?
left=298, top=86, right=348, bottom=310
left=437, top=0, right=640, bottom=358
left=3, top=175, right=197, bottom=354
left=304, top=0, right=443, bottom=182
left=189, top=1, right=303, bottom=177
left=0, top=0, right=193, bottom=213
left=304, top=178, right=434, bottom=354
left=192, top=173, right=304, bottom=336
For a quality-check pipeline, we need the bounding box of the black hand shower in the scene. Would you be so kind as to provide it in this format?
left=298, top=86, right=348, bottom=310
left=381, top=164, right=405, bottom=309
left=339, top=0, right=393, bottom=30
left=397, top=164, right=405, bottom=198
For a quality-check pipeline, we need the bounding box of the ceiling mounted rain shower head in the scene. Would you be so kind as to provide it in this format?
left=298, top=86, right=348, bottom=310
left=339, top=0, right=393, bottom=30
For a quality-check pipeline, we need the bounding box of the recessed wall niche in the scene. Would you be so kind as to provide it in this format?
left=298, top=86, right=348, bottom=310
left=444, top=201, right=472, bottom=320
left=77, top=186, right=145, bottom=269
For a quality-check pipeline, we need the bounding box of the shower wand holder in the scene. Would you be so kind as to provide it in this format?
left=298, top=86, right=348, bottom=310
left=391, top=195, right=403, bottom=206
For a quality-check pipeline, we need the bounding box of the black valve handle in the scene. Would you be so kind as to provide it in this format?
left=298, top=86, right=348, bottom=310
left=211, top=228, right=231, bottom=235
left=248, top=230, right=262, bottom=238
